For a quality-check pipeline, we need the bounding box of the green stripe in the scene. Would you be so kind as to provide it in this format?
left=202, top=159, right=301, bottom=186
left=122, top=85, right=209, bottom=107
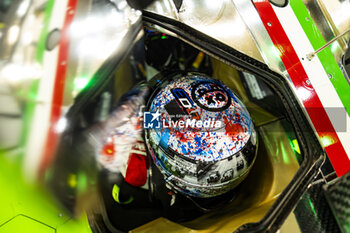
left=21, top=0, right=56, bottom=149
left=36, top=0, right=55, bottom=63
left=290, top=0, right=350, bottom=116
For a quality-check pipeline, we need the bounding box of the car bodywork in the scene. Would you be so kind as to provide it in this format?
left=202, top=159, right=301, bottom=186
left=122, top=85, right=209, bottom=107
left=0, top=0, right=349, bottom=232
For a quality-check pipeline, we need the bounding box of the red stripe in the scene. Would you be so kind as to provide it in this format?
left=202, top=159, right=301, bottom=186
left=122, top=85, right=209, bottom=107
left=253, top=0, right=350, bottom=176
left=39, top=0, right=78, bottom=176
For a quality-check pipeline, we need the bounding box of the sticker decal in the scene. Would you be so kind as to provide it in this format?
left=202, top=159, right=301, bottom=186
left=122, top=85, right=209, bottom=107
left=191, top=81, right=231, bottom=112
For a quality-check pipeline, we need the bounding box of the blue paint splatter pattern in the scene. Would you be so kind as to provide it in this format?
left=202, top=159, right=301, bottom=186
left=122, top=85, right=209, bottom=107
left=149, top=76, right=252, bottom=162
left=145, top=75, right=258, bottom=198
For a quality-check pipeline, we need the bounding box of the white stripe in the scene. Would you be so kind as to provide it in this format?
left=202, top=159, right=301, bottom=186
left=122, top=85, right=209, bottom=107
left=24, top=0, right=69, bottom=181
left=272, top=4, right=350, bottom=159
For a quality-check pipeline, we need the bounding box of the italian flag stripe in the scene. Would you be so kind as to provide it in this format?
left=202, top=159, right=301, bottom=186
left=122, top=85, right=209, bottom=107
left=289, top=0, right=350, bottom=117
left=253, top=0, right=350, bottom=176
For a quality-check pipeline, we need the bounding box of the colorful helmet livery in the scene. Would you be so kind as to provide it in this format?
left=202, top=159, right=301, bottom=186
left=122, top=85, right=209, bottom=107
left=144, top=74, right=258, bottom=198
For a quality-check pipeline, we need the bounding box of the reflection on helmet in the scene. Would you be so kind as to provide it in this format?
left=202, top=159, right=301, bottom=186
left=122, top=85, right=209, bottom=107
left=145, top=74, right=258, bottom=198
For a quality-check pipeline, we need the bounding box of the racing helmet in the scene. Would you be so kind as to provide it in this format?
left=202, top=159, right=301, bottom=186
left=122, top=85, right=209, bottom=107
left=144, top=73, right=258, bottom=198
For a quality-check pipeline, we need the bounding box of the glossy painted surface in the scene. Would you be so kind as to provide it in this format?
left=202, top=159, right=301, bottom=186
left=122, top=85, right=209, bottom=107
left=146, top=74, right=257, bottom=197
left=149, top=75, right=253, bottom=160
left=232, top=0, right=286, bottom=74
left=289, top=0, right=350, bottom=117
left=253, top=0, right=350, bottom=176
left=0, top=0, right=349, bottom=232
